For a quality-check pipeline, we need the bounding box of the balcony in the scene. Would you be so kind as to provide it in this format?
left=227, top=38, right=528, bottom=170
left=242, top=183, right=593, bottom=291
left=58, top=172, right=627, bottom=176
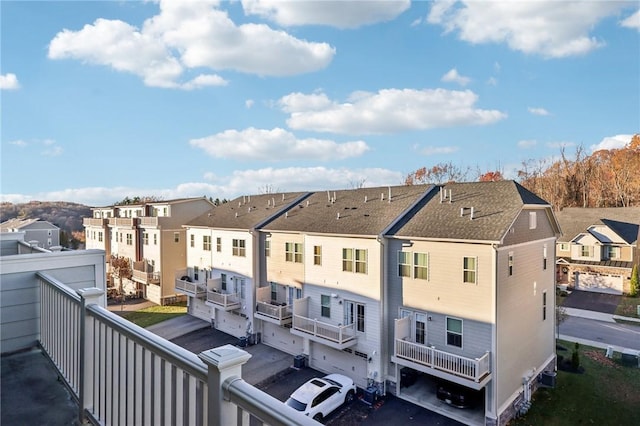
left=132, top=261, right=160, bottom=285
left=82, top=217, right=108, bottom=226
left=1, top=272, right=316, bottom=426
left=254, top=286, right=292, bottom=326
left=108, top=217, right=138, bottom=227
left=206, top=277, right=240, bottom=311
left=392, top=316, right=491, bottom=389
left=290, top=297, right=357, bottom=350
left=175, top=270, right=206, bottom=298
left=139, top=216, right=171, bottom=228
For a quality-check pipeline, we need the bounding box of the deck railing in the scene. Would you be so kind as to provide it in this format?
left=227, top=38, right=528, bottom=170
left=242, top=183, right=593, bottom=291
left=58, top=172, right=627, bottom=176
left=256, top=301, right=292, bottom=321
left=175, top=278, right=207, bottom=296
left=37, top=272, right=316, bottom=426
left=292, top=315, right=356, bottom=345
left=395, top=338, right=491, bottom=382
left=206, top=290, right=240, bottom=309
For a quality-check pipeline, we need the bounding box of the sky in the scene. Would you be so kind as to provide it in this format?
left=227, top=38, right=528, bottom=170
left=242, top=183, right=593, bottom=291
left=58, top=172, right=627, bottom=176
left=1, top=0, right=639, bottom=207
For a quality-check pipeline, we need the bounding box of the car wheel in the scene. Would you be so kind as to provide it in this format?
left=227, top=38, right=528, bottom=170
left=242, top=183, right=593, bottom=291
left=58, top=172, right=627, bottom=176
left=345, top=389, right=355, bottom=404
left=312, top=413, right=323, bottom=422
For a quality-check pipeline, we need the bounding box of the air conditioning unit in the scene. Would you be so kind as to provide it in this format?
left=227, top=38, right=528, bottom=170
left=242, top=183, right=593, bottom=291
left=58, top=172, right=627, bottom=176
left=539, top=371, right=556, bottom=388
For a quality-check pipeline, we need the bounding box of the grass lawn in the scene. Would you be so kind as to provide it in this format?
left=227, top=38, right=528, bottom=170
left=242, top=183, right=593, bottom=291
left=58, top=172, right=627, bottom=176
left=615, top=296, right=640, bottom=319
left=511, top=340, right=640, bottom=426
left=120, top=303, right=187, bottom=328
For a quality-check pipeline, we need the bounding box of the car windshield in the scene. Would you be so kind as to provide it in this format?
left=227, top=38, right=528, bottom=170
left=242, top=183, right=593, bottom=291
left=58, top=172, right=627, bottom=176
left=323, top=378, right=342, bottom=387
left=285, top=397, right=307, bottom=412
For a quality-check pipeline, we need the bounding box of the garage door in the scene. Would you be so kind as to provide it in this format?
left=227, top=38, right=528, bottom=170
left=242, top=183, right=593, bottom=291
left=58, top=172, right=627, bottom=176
left=310, top=344, right=368, bottom=388
left=576, top=272, right=623, bottom=294
left=261, top=323, right=303, bottom=355
left=189, top=298, right=212, bottom=321
left=215, top=311, right=248, bottom=338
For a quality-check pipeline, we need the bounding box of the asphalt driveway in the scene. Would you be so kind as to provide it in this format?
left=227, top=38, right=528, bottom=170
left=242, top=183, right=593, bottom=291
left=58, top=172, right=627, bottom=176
left=562, top=290, right=621, bottom=314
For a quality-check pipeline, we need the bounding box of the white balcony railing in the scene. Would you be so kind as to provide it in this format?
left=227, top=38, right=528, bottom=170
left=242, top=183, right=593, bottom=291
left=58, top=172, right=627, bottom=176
left=292, top=315, right=356, bottom=345
left=175, top=278, right=207, bottom=297
left=36, top=272, right=317, bottom=426
left=256, top=301, right=292, bottom=322
left=395, top=339, right=491, bottom=382
left=206, top=290, right=240, bottom=310
left=133, top=269, right=160, bottom=284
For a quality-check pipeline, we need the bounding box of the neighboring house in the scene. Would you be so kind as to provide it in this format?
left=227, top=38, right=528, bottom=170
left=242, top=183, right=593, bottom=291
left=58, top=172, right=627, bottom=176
left=178, top=192, right=308, bottom=337
left=0, top=231, right=106, bottom=353
left=0, top=218, right=60, bottom=250
left=83, top=197, right=215, bottom=305
left=386, top=181, right=561, bottom=426
left=175, top=181, right=560, bottom=426
left=555, top=207, right=640, bottom=294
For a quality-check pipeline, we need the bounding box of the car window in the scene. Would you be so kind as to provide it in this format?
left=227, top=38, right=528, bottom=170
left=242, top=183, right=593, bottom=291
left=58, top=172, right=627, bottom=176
left=312, top=387, right=337, bottom=407
left=285, top=397, right=307, bottom=412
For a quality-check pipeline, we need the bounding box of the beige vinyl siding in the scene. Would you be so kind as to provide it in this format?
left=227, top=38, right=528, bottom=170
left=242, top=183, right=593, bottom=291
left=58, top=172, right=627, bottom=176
left=619, top=245, right=634, bottom=262
left=159, top=228, right=187, bottom=300
left=399, top=240, right=494, bottom=323
left=502, top=209, right=557, bottom=246
left=495, top=239, right=556, bottom=409
left=266, top=232, right=305, bottom=287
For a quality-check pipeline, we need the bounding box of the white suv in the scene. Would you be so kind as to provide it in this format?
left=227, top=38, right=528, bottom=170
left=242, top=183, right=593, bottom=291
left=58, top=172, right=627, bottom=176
left=285, top=374, right=357, bottom=422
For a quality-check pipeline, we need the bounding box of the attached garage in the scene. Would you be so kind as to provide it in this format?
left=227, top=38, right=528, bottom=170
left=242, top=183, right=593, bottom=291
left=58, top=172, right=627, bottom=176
left=310, top=344, right=368, bottom=388
left=575, top=272, right=623, bottom=294
left=215, top=311, right=248, bottom=338
left=261, top=323, right=303, bottom=356
left=189, top=297, right=212, bottom=321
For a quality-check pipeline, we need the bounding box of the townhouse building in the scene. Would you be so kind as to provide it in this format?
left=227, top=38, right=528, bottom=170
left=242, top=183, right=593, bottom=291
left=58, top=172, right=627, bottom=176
left=554, top=207, right=640, bottom=294
left=83, top=197, right=215, bottom=304
left=0, top=218, right=60, bottom=250
left=178, top=193, right=308, bottom=337
left=176, top=181, right=560, bottom=426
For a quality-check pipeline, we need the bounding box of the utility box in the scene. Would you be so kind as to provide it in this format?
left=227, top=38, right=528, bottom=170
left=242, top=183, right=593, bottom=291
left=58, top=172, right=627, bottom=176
left=621, top=349, right=639, bottom=367
left=293, top=354, right=306, bottom=369
left=540, top=371, right=556, bottom=387
left=363, top=386, right=378, bottom=405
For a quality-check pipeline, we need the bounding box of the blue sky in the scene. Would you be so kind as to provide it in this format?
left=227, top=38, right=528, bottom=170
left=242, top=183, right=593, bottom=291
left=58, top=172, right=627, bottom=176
left=1, top=0, right=638, bottom=207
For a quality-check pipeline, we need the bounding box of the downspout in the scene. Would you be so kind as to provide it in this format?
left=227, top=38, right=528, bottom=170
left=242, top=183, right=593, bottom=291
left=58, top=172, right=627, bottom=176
left=377, top=233, right=387, bottom=396
left=490, top=242, right=499, bottom=423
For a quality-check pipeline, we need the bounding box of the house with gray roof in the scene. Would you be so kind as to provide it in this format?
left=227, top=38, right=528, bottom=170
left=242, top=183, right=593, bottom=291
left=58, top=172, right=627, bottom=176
left=0, top=218, right=60, bottom=250
left=554, top=207, right=640, bottom=294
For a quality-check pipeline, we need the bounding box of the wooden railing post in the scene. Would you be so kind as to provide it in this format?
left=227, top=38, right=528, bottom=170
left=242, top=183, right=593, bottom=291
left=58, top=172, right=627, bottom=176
left=76, top=287, right=104, bottom=424
left=199, top=345, right=252, bottom=426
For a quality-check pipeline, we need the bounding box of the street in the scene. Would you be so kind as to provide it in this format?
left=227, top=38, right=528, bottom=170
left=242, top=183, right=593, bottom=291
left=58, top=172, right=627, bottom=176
left=559, top=316, right=640, bottom=351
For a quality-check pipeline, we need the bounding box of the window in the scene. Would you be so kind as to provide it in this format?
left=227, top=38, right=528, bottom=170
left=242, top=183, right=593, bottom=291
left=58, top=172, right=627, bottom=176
left=608, top=246, right=620, bottom=259
left=153, top=234, right=157, bottom=245
left=143, top=233, right=149, bottom=245
left=221, top=273, right=227, bottom=291
left=48, top=230, right=52, bottom=236
left=265, top=240, right=270, bottom=257
left=543, top=244, right=548, bottom=270
left=239, top=278, right=246, bottom=299
left=203, top=235, right=211, bottom=251
left=190, top=234, right=195, bottom=248
left=415, top=313, right=426, bottom=344
left=119, top=233, right=123, bottom=243
left=413, top=253, right=428, bottom=280
left=98, top=232, right=103, bottom=242
left=313, top=245, right=322, bottom=265
left=194, top=267, right=199, bottom=281
left=508, top=252, right=514, bottom=276
left=342, top=248, right=353, bottom=272
left=216, top=237, right=221, bottom=252
left=581, top=245, right=592, bottom=257
left=285, top=242, right=303, bottom=263
left=321, top=295, right=331, bottom=318
left=343, top=248, right=367, bottom=273
left=542, top=290, right=547, bottom=321
left=345, top=302, right=365, bottom=333
left=270, top=282, right=277, bottom=301
left=559, top=242, right=569, bottom=251
left=398, top=251, right=411, bottom=277
left=232, top=239, right=246, bottom=257
left=529, top=211, right=537, bottom=229
left=355, top=249, right=367, bottom=274
left=463, top=257, right=477, bottom=284
left=446, top=317, right=463, bottom=348
left=174, top=232, right=179, bottom=243
left=126, top=233, right=133, bottom=245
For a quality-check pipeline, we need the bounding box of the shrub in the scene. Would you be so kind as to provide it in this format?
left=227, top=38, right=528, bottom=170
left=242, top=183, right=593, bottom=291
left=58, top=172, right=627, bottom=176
left=630, top=264, right=638, bottom=297
left=571, top=342, right=581, bottom=371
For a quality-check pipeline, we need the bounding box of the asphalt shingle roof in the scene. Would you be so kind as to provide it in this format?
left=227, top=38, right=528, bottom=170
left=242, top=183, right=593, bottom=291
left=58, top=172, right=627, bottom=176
left=554, top=207, right=640, bottom=243
left=261, top=185, right=434, bottom=235
left=391, top=181, right=550, bottom=241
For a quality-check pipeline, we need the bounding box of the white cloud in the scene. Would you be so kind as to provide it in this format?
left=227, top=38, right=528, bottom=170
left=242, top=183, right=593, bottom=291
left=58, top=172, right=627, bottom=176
left=190, top=127, right=369, bottom=161
left=620, top=9, right=640, bottom=30
left=518, top=140, right=537, bottom=149
left=48, top=0, right=334, bottom=89
left=241, top=0, right=410, bottom=29
left=590, top=134, right=634, bottom=152
left=486, top=77, right=498, bottom=86
left=245, top=99, right=255, bottom=109
left=0, top=73, right=20, bottom=90
left=411, top=17, right=423, bottom=27
left=427, top=1, right=626, bottom=58
left=0, top=167, right=404, bottom=206
left=441, top=68, right=470, bottom=86
left=421, top=145, right=459, bottom=155
left=280, top=88, right=506, bottom=134
left=9, top=140, right=28, bottom=147
left=528, top=107, right=550, bottom=116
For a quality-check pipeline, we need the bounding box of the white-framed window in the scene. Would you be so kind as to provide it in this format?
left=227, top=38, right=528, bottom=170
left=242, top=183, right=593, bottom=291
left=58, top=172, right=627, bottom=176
left=343, top=248, right=367, bottom=274
left=413, top=252, right=428, bottom=280
left=232, top=239, right=246, bottom=257
left=321, top=295, right=331, bottom=318
left=174, top=232, right=180, bottom=243
left=508, top=252, right=514, bottom=276
left=607, top=246, right=620, bottom=259
left=203, top=235, right=211, bottom=251
left=153, top=234, right=157, bottom=245
left=559, top=242, right=569, bottom=251
left=542, top=290, right=547, bottom=321
left=190, top=234, right=195, bottom=248
left=98, top=232, right=103, bottom=242
left=529, top=211, right=537, bottom=229
left=342, top=248, right=354, bottom=272
left=543, top=244, right=548, bottom=270
left=221, top=273, right=227, bottom=291
left=463, top=257, right=477, bottom=284
left=398, top=251, right=411, bottom=277
left=265, top=240, right=270, bottom=257
left=270, top=282, right=277, bottom=301
left=446, top=317, right=463, bottom=348
left=216, top=237, right=221, bottom=252
left=345, top=301, right=365, bottom=333
left=239, top=278, right=246, bottom=299
left=285, top=242, right=303, bottom=263
left=415, top=312, right=426, bottom=344
left=126, top=233, right=133, bottom=245
left=581, top=245, right=592, bottom=257
left=313, top=245, right=322, bottom=266
left=143, top=233, right=149, bottom=245
left=355, top=249, right=367, bottom=274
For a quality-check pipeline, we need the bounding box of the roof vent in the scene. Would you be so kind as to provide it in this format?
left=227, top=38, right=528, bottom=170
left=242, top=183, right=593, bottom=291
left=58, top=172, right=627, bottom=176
left=380, top=192, right=384, bottom=201
left=364, top=195, right=368, bottom=203
left=388, top=186, right=392, bottom=203
left=282, top=194, right=285, bottom=201
left=337, top=212, right=340, bottom=220
left=306, top=200, right=310, bottom=207
left=285, top=211, right=289, bottom=218
left=235, top=212, right=238, bottom=218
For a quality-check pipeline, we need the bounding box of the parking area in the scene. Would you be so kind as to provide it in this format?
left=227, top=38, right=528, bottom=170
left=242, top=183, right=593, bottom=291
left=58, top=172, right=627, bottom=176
left=168, top=324, right=463, bottom=425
